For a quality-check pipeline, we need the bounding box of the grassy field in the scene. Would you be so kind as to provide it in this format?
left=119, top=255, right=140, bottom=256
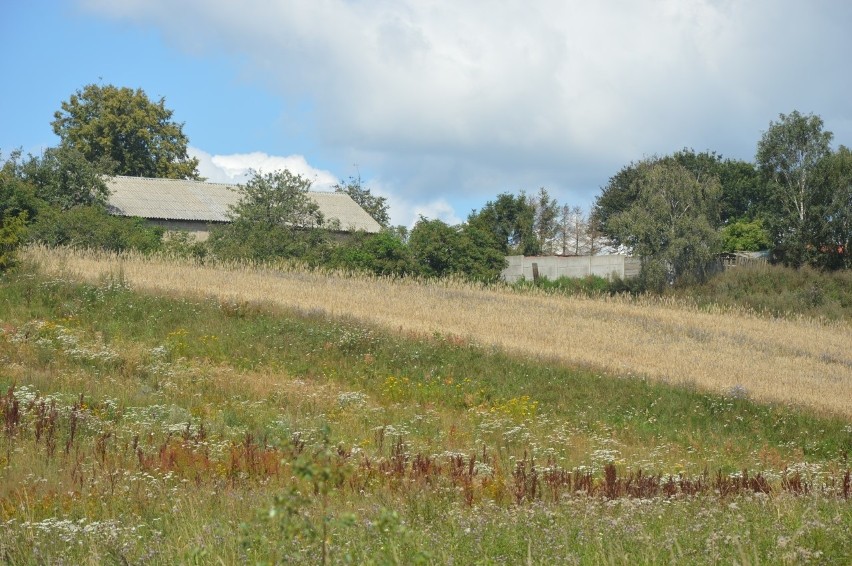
left=27, top=246, right=852, bottom=417
left=0, top=248, right=850, bottom=563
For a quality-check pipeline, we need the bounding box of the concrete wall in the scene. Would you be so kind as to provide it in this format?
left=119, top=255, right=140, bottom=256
left=502, top=255, right=641, bottom=283
left=147, top=219, right=221, bottom=242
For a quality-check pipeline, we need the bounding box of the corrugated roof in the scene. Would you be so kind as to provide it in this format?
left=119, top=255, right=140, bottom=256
left=105, top=176, right=382, bottom=233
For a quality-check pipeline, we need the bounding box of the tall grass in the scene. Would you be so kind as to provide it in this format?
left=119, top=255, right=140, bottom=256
left=672, top=263, right=852, bottom=321
left=25, top=245, right=852, bottom=418
left=1, top=258, right=850, bottom=563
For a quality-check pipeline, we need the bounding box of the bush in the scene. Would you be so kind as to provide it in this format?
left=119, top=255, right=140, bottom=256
left=329, top=231, right=415, bottom=277
left=160, top=231, right=210, bottom=262
left=0, top=213, right=28, bottom=271
left=29, top=206, right=164, bottom=253
left=671, top=263, right=852, bottom=321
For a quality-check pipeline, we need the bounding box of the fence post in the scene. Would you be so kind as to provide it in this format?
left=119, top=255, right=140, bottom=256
left=532, top=262, right=539, bottom=283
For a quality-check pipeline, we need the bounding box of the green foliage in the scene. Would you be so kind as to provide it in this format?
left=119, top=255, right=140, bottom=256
left=408, top=217, right=463, bottom=278
left=333, top=176, right=390, bottom=227
left=329, top=231, right=416, bottom=276
left=228, top=169, right=323, bottom=228
left=756, top=110, right=833, bottom=267
left=717, top=158, right=765, bottom=223
left=210, top=170, right=330, bottom=262
left=530, top=187, right=559, bottom=254
left=1, top=268, right=850, bottom=563
left=607, top=160, right=721, bottom=290
left=594, top=149, right=763, bottom=242
left=455, top=223, right=508, bottom=281
left=408, top=218, right=506, bottom=281
left=810, top=145, right=852, bottom=269
left=673, top=263, right=852, bottom=321
left=0, top=213, right=28, bottom=271
left=52, top=83, right=200, bottom=179
left=160, top=231, right=210, bottom=262
left=210, top=221, right=331, bottom=264
left=1, top=151, right=46, bottom=222
left=720, top=219, right=771, bottom=252
left=29, top=206, right=164, bottom=253
left=467, top=192, right=539, bottom=255
left=18, top=145, right=110, bottom=210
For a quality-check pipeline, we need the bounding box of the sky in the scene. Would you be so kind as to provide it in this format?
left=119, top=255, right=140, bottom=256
left=2, top=0, right=851, bottom=227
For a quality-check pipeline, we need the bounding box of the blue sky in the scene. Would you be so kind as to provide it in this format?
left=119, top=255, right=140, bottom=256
left=3, top=1, right=851, bottom=227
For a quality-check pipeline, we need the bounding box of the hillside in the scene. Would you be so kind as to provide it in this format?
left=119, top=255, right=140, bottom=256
left=0, top=248, right=850, bottom=563
left=27, top=246, right=852, bottom=418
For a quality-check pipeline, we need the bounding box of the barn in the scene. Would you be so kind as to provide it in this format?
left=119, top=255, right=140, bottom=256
left=105, top=175, right=382, bottom=241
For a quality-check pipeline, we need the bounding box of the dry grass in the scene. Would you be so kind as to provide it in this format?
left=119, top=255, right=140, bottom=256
left=27, top=246, right=852, bottom=418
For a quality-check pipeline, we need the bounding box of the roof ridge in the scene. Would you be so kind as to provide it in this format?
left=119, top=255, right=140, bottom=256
left=110, top=175, right=239, bottom=188
left=108, top=176, right=343, bottom=194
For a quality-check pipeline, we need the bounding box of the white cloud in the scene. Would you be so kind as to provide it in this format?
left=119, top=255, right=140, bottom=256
left=190, top=147, right=460, bottom=227
left=189, top=147, right=338, bottom=190
left=82, top=0, right=852, bottom=210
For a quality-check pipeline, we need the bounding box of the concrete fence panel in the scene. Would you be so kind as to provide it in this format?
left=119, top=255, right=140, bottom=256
left=502, top=255, right=640, bottom=283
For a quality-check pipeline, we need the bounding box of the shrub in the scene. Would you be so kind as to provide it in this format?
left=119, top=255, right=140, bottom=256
left=0, top=213, right=28, bottom=271
left=29, top=206, right=164, bottom=253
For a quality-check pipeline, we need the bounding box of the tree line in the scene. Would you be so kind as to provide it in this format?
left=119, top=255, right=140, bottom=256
left=2, top=83, right=850, bottom=288
left=592, top=112, right=851, bottom=289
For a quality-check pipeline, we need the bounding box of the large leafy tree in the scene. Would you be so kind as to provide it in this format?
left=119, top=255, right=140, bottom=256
left=467, top=192, right=539, bottom=255
left=607, top=160, right=721, bottom=290
left=593, top=149, right=763, bottom=242
left=811, top=146, right=852, bottom=269
left=52, top=83, right=200, bottom=179
left=19, top=145, right=109, bottom=210
left=756, top=110, right=833, bottom=266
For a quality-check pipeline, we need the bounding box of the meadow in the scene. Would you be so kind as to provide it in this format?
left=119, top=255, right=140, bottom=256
left=0, top=247, right=850, bottom=564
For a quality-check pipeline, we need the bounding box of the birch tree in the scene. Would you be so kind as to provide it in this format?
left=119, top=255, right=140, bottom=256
left=756, top=111, right=832, bottom=266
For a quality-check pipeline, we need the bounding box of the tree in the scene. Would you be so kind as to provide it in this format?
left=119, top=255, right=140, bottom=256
left=557, top=204, right=587, bottom=256
left=717, top=158, right=765, bottom=223
left=329, top=231, right=415, bottom=277
left=1, top=151, right=45, bottom=222
left=209, top=169, right=327, bottom=262
left=456, top=223, right=509, bottom=281
left=530, top=187, right=559, bottom=254
left=756, top=110, right=833, bottom=266
left=720, top=219, right=771, bottom=252
left=811, top=146, right=852, bottom=269
left=467, top=192, right=539, bottom=255
left=407, top=217, right=506, bottom=281
left=591, top=160, right=644, bottom=245
left=607, top=160, right=721, bottom=290
left=334, top=176, right=390, bottom=227
left=230, top=169, right=322, bottom=228
left=52, top=83, right=200, bottom=179
left=19, top=145, right=109, bottom=210
left=408, top=217, right=463, bottom=278
left=593, top=149, right=763, bottom=240
left=0, top=213, right=28, bottom=272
